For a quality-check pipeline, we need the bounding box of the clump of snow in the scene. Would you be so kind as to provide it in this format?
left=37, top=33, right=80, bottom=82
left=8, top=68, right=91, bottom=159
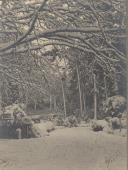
left=91, top=120, right=109, bottom=132
left=32, top=121, right=55, bottom=137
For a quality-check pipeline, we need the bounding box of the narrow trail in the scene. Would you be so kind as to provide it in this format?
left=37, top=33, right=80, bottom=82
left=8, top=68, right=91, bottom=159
left=0, top=127, right=126, bottom=170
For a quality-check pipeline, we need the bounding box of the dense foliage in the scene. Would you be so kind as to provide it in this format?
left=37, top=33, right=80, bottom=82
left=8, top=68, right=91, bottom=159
left=0, top=0, right=126, bottom=119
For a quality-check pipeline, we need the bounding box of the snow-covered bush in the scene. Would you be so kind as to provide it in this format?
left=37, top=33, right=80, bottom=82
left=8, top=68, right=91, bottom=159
left=91, top=120, right=109, bottom=132
left=104, top=95, right=126, bottom=117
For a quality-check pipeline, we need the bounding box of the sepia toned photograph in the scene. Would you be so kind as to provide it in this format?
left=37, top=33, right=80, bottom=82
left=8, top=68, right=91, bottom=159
left=0, top=0, right=127, bottom=170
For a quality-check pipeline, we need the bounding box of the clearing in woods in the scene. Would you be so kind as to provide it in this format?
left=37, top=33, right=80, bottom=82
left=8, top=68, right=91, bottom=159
left=0, top=127, right=126, bottom=170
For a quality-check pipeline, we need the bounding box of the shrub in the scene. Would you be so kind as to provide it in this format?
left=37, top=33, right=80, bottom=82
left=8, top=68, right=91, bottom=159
left=104, top=95, right=126, bottom=117
left=91, top=120, right=109, bottom=132
left=111, top=117, right=121, bottom=129
left=64, top=115, right=78, bottom=128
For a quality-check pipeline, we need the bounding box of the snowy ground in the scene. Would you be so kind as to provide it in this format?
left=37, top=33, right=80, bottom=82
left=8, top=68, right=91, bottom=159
left=0, top=126, right=127, bottom=170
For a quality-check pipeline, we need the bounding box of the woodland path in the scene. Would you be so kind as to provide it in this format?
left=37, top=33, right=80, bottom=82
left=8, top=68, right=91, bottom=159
left=0, top=127, right=126, bottom=170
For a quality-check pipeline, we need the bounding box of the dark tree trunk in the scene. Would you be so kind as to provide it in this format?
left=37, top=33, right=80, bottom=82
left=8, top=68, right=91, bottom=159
left=25, top=87, right=29, bottom=112
left=76, top=63, right=83, bottom=118
left=53, top=95, right=57, bottom=112
left=34, top=99, right=37, bottom=111
left=93, top=73, right=97, bottom=120
left=83, top=91, right=86, bottom=117
left=49, top=94, right=52, bottom=112
left=61, top=79, right=67, bottom=118
left=104, top=76, right=108, bottom=100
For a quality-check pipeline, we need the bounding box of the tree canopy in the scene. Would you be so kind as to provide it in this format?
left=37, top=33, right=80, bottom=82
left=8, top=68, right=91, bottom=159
left=0, top=0, right=126, bottom=118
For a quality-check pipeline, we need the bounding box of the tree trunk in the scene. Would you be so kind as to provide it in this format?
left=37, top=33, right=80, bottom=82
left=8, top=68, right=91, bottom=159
left=114, top=71, right=118, bottom=95
left=25, top=87, right=29, bottom=113
left=0, top=70, right=4, bottom=115
left=49, top=94, right=52, bottom=112
left=56, top=60, right=67, bottom=118
left=0, top=80, right=2, bottom=115
left=61, top=79, right=67, bottom=118
left=83, top=91, right=86, bottom=116
left=76, top=63, right=83, bottom=118
left=53, top=96, right=57, bottom=112
left=104, top=76, right=108, bottom=100
left=93, top=74, right=97, bottom=120
left=34, top=99, right=37, bottom=111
